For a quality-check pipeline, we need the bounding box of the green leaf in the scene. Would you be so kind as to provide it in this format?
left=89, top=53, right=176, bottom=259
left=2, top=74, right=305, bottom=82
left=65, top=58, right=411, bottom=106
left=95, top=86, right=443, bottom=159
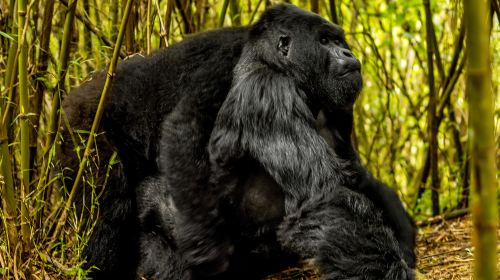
left=0, top=31, right=15, bottom=41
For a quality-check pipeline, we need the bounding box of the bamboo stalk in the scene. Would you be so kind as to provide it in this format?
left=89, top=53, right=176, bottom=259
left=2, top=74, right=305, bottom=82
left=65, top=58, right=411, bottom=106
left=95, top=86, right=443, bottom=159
left=229, top=0, right=241, bottom=26
left=110, top=0, right=119, bottom=41
left=37, top=0, right=78, bottom=196
left=146, top=0, right=152, bottom=54
left=1, top=1, right=18, bottom=130
left=50, top=0, right=135, bottom=245
left=218, top=0, right=230, bottom=27
left=58, top=0, right=126, bottom=58
left=248, top=0, right=264, bottom=24
left=162, top=0, right=174, bottom=47
left=155, top=0, right=169, bottom=47
left=310, top=0, right=319, bottom=13
left=0, top=130, right=17, bottom=247
left=423, top=0, right=440, bottom=216
left=464, top=0, right=498, bottom=279
left=17, top=0, right=31, bottom=247
left=329, top=0, right=338, bottom=24
left=48, top=0, right=77, bottom=150
left=174, top=0, right=191, bottom=34
left=124, top=0, right=136, bottom=54
left=31, top=0, right=55, bottom=182
left=0, top=3, right=18, bottom=245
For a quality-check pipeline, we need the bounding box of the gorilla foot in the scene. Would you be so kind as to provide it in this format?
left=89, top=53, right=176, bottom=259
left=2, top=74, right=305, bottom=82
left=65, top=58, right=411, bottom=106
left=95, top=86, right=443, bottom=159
left=176, top=220, right=234, bottom=277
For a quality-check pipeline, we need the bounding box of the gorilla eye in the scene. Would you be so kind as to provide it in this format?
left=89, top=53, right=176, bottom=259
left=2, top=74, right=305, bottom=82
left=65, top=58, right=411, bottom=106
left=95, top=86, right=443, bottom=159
left=319, top=37, right=329, bottom=45
left=333, top=39, right=341, bottom=45
left=278, top=35, right=291, bottom=56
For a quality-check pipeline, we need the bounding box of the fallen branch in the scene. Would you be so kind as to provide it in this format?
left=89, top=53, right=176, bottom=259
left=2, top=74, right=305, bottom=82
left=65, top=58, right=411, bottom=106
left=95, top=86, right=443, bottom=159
left=417, top=208, right=469, bottom=227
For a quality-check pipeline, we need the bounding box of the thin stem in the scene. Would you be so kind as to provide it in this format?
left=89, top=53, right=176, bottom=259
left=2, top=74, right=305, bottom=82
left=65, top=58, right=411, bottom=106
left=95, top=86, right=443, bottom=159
left=50, top=0, right=135, bottom=246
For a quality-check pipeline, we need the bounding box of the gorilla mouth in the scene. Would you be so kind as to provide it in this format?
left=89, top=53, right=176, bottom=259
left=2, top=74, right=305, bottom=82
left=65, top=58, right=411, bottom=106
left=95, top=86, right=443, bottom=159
left=337, top=68, right=361, bottom=79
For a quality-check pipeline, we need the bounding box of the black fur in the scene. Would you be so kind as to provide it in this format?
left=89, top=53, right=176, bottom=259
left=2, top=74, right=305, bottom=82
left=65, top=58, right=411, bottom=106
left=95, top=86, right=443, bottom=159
left=205, top=13, right=414, bottom=278
left=278, top=188, right=413, bottom=280
left=58, top=4, right=415, bottom=279
left=60, top=27, right=246, bottom=278
left=317, top=107, right=416, bottom=267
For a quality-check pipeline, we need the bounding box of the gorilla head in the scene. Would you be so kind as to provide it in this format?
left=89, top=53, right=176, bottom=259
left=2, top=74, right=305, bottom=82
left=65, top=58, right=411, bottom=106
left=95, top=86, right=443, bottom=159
left=246, top=4, right=363, bottom=109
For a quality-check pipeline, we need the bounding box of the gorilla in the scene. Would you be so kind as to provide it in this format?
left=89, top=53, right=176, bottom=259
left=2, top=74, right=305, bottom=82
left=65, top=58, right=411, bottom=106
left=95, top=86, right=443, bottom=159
left=58, top=4, right=415, bottom=280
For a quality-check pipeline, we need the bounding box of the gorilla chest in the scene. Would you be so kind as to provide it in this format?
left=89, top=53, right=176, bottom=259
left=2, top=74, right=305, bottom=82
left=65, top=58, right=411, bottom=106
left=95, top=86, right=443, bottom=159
left=226, top=163, right=285, bottom=230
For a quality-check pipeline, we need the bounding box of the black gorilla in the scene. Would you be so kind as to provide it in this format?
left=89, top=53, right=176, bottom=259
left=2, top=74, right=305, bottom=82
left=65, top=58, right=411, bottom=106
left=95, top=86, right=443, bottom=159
left=58, top=4, right=415, bottom=279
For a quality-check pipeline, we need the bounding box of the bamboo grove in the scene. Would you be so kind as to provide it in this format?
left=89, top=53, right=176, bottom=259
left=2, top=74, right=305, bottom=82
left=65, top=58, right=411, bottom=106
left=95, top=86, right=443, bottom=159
left=0, top=0, right=498, bottom=279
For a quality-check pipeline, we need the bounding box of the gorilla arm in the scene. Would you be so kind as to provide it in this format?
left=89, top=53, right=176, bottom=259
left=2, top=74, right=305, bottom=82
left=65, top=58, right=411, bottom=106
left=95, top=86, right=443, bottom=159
left=316, top=107, right=416, bottom=267
left=277, top=187, right=415, bottom=280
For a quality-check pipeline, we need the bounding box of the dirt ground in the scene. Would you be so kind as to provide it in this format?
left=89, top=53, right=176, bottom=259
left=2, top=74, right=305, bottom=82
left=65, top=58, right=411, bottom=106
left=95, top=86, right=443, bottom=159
left=416, top=215, right=500, bottom=280
left=267, top=214, right=500, bottom=280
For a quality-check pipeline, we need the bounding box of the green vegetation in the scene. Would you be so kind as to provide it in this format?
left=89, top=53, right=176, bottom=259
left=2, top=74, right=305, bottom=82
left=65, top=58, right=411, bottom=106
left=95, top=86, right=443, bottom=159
left=0, top=0, right=498, bottom=278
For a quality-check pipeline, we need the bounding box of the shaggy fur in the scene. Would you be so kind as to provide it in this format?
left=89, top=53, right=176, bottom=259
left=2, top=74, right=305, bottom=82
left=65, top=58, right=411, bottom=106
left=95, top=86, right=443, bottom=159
left=204, top=14, right=414, bottom=278
left=58, top=4, right=415, bottom=279
left=278, top=188, right=414, bottom=279
left=317, top=107, right=416, bottom=267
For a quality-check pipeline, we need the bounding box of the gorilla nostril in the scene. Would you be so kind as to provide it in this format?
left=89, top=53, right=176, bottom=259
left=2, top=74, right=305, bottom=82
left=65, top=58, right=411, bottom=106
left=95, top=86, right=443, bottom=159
left=342, top=50, right=353, bottom=58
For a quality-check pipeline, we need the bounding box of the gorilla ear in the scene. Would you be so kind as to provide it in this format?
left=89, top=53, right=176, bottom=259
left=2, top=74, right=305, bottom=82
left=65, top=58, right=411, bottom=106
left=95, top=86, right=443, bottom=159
left=277, top=35, right=290, bottom=56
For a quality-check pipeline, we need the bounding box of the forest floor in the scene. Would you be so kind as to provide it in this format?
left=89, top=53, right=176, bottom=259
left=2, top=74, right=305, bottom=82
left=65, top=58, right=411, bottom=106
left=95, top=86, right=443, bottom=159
left=266, top=214, right=500, bottom=280
left=2, top=215, right=498, bottom=279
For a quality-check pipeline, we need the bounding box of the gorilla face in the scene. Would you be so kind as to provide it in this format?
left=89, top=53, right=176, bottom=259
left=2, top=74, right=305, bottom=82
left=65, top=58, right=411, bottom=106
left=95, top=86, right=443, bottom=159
left=249, top=4, right=363, bottom=109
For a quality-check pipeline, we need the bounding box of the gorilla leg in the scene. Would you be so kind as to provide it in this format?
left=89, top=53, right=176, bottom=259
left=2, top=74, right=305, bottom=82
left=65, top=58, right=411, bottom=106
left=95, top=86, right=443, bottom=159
left=83, top=179, right=139, bottom=279
left=136, top=176, right=189, bottom=280
left=277, top=188, right=415, bottom=280
left=161, top=96, right=233, bottom=277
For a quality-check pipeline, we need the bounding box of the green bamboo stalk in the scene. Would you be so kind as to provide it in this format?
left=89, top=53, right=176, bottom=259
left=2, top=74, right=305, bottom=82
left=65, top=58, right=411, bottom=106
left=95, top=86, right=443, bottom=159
left=81, top=0, right=92, bottom=75
left=110, top=0, right=119, bottom=41
left=329, top=0, right=339, bottom=24
left=464, top=0, right=498, bottom=279
left=218, top=0, right=230, bottom=27
left=125, top=0, right=135, bottom=54
left=310, top=0, right=319, bottom=13
left=36, top=0, right=78, bottom=195
left=0, top=129, right=17, bottom=247
left=0, top=10, right=18, bottom=248
left=50, top=0, right=135, bottom=245
left=155, top=0, right=169, bottom=47
left=146, top=0, right=152, bottom=54
left=0, top=2, right=18, bottom=245
left=162, top=0, right=174, bottom=47
left=174, top=0, right=191, bottom=34
left=58, top=0, right=126, bottom=59
left=48, top=0, right=77, bottom=151
left=248, top=0, right=264, bottom=24
left=229, top=0, right=241, bottom=26
left=31, top=0, right=55, bottom=180
left=17, top=0, right=31, bottom=247
left=2, top=0, right=18, bottom=129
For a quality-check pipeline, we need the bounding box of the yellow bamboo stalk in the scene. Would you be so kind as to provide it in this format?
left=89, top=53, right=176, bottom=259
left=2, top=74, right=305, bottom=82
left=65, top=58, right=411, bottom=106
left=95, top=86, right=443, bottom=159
left=464, top=0, right=498, bottom=279
left=17, top=0, right=31, bottom=247
left=147, top=0, right=152, bottom=54
left=219, top=0, right=230, bottom=27
left=35, top=0, right=78, bottom=203
left=50, top=0, right=135, bottom=245
left=0, top=0, right=19, bottom=250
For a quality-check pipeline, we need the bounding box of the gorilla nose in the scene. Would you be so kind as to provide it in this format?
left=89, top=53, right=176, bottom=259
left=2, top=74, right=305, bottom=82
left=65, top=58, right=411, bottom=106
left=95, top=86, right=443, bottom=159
left=334, top=48, right=361, bottom=73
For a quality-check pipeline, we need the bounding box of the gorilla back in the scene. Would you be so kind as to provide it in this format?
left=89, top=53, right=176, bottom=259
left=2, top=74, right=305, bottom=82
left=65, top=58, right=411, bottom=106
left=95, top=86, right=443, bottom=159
left=59, top=28, right=247, bottom=278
